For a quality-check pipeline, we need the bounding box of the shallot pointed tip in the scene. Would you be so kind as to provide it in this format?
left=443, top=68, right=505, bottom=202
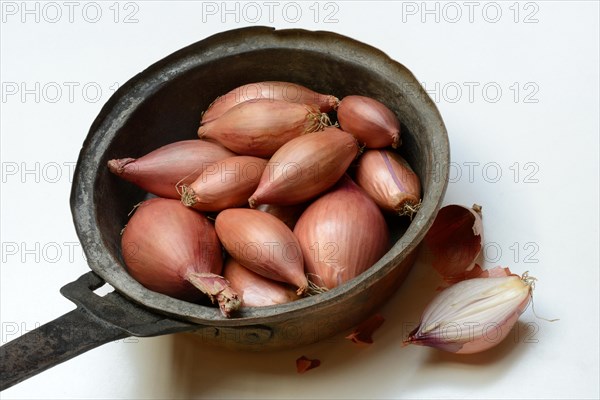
left=398, top=200, right=421, bottom=220
left=186, top=272, right=241, bottom=318
left=108, top=158, right=135, bottom=175
left=248, top=196, right=258, bottom=209
left=391, top=133, right=401, bottom=149
left=330, top=95, right=340, bottom=111
left=180, top=185, right=198, bottom=207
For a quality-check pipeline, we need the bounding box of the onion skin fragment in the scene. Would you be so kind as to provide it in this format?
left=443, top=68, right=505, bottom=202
left=346, top=314, right=385, bottom=344
left=249, top=127, right=359, bottom=207
left=107, top=140, right=235, bottom=199
left=121, top=198, right=240, bottom=317
left=180, top=156, right=267, bottom=212
left=293, top=176, right=390, bottom=290
left=215, top=208, right=308, bottom=295
left=337, top=95, right=401, bottom=149
left=197, top=99, right=330, bottom=157
left=296, top=356, right=321, bottom=374
left=201, top=81, right=339, bottom=124
left=223, top=258, right=299, bottom=307
left=355, top=149, right=421, bottom=218
left=421, top=204, right=484, bottom=284
left=404, top=273, right=534, bottom=354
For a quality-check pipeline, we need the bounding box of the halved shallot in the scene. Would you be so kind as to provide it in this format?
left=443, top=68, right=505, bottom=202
left=215, top=208, right=308, bottom=295
left=198, top=99, right=331, bottom=157
left=404, top=271, right=535, bottom=354
left=337, top=95, right=401, bottom=148
left=180, top=156, right=267, bottom=212
left=355, top=149, right=421, bottom=218
left=108, top=140, right=235, bottom=199
left=223, top=258, right=299, bottom=307
left=249, top=127, right=359, bottom=207
left=201, top=81, right=339, bottom=124
left=121, top=198, right=240, bottom=317
left=293, top=176, right=390, bottom=289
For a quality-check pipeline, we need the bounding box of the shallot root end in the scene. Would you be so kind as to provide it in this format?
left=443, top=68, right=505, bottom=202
left=305, top=109, right=332, bottom=133
left=180, top=185, right=198, bottom=207
left=296, top=284, right=309, bottom=297
left=305, top=274, right=329, bottom=295
left=398, top=200, right=422, bottom=220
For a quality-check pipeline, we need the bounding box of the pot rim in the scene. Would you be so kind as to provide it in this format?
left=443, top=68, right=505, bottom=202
left=70, top=26, right=449, bottom=326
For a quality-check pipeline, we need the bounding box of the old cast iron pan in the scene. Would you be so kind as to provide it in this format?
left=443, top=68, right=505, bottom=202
left=0, top=27, right=449, bottom=390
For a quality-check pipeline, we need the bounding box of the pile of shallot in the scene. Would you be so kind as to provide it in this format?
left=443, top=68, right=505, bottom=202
left=110, top=81, right=421, bottom=317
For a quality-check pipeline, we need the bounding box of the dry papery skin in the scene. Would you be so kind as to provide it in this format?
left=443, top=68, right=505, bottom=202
left=294, top=176, right=390, bottom=290
left=107, top=140, right=235, bottom=199
left=249, top=127, right=359, bottom=208
left=121, top=198, right=240, bottom=317
left=296, top=356, right=321, bottom=374
left=223, top=258, right=299, bottom=307
left=346, top=314, right=386, bottom=344
left=198, top=99, right=331, bottom=158
left=355, top=149, right=422, bottom=219
left=337, top=95, right=401, bottom=149
left=215, top=208, right=308, bottom=295
left=201, top=81, right=339, bottom=124
left=179, top=156, right=267, bottom=212
left=421, top=204, right=483, bottom=284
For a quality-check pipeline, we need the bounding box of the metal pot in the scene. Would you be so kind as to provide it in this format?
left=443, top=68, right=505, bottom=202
left=0, top=26, right=449, bottom=390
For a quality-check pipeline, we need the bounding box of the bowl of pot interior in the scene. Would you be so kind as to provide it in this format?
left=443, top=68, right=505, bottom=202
left=71, top=26, right=449, bottom=351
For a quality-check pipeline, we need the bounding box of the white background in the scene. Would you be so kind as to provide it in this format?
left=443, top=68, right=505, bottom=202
left=1, top=1, right=599, bottom=399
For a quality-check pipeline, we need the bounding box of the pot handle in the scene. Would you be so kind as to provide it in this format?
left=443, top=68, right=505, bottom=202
left=0, top=272, right=197, bottom=391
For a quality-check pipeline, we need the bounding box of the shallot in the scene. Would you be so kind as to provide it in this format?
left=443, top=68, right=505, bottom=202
left=355, top=149, right=421, bottom=218
left=223, top=258, right=299, bottom=307
left=293, top=176, right=390, bottom=289
left=215, top=208, right=308, bottom=295
left=249, top=127, right=359, bottom=207
left=198, top=99, right=331, bottom=157
left=337, top=95, right=401, bottom=148
left=121, top=198, right=240, bottom=317
left=201, top=81, right=338, bottom=124
left=404, top=271, right=535, bottom=354
left=108, top=140, right=235, bottom=199
left=180, top=156, right=267, bottom=212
